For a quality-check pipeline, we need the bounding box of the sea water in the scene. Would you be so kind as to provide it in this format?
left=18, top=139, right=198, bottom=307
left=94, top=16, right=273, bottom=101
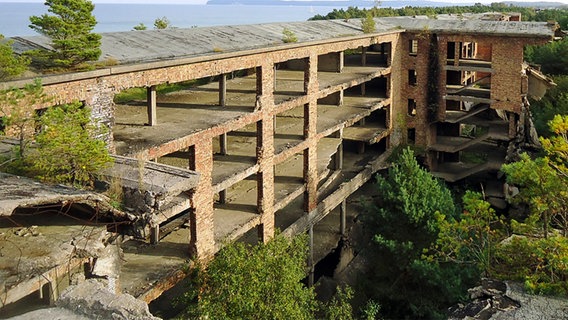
left=0, top=2, right=349, bottom=37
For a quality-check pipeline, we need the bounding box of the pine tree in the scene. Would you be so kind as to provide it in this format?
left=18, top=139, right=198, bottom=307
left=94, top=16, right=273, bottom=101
left=0, top=34, right=30, bottom=80
left=29, top=0, right=101, bottom=69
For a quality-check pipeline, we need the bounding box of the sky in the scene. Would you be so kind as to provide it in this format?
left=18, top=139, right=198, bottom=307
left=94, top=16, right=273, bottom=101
left=0, top=0, right=566, bottom=4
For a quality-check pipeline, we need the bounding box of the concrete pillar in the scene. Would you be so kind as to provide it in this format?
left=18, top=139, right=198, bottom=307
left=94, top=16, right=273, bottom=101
left=146, top=86, right=157, bottom=126
left=219, top=74, right=228, bottom=155
left=256, top=62, right=276, bottom=243
left=318, top=90, right=343, bottom=106
left=318, top=52, right=343, bottom=72
left=340, top=200, right=347, bottom=237
left=219, top=73, right=227, bottom=106
left=218, top=189, right=227, bottom=204
left=304, top=54, right=319, bottom=214
left=189, top=139, right=215, bottom=262
left=187, top=146, right=196, bottom=171
left=361, top=46, right=367, bottom=66
left=334, top=129, right=343, bottom=170
left=150, top=225, right=160, bottom=244
left=308, top=225, right=315, bottom=286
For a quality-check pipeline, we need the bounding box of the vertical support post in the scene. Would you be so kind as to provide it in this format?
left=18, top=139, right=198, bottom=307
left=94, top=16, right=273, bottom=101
left=189, top=140, right=215, bottom=262
left=218, top=189, right=227, bottom=204
left=333, top=129, right=343, bottom=170
left=146, top=85, right=157, bottom=126
left=256, top=62, right=276, bottom=243
left=187, top=146, right=196, bottom=171
left=303, top=54, right=319, bottom=214
left=150, top=225, right=159, bottom=244
left=361, top=46, right=367, bottom=66
left=340, top=200, right=347, bottom=237
left=308, top=225, right=315, bottom=287
left=219, top=74, right=228, bottom=155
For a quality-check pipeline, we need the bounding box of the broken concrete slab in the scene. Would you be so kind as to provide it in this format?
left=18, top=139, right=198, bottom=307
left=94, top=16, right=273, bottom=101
left=56, top=279, right=161, bottom=320
left=0, top=172, right=123, bottom=218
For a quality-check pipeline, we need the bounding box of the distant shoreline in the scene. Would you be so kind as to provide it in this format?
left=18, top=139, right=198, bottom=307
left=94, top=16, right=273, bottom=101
left=204, top=0, right=567, bottom=8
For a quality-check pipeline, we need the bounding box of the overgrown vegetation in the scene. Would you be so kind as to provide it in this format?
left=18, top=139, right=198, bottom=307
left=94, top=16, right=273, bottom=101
left=133, top=23, right=147, bottom=31
left=178, top=234, right=354, bottom=319
left=154, top=16, right=171, bottom=29
left=28, top=0, right=101, bottom=70
left=0, top=34, right=30, bottom=80
left=282, top=28, right=298, bottom=43
left=361, top=148, right=478, bottom=319
left=0, top=82, right=112, bottom=187
left=113, top=80, right=206, bottom=104
left=361, top=13, right=376, bottom=34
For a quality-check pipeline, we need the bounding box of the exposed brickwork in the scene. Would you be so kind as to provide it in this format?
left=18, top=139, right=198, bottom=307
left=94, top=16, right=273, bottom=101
left=0, top=24, right=552, bottom=264
left=189, top=139, right=215, bottom=262
left=492, top=39, right=525, bottom=113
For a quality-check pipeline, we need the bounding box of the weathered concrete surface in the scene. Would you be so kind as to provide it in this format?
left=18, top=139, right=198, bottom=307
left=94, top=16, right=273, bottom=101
left=449, top=279, right=568, bottom=320
left=492, top=282, right=568, bottom=320
left=0, top=172, right=120, bottom=217
left=0, top=213, right=109, bottom=307
left=9, top=307, right=91, bottom=320
left=55, top=279, right=161, bottom=320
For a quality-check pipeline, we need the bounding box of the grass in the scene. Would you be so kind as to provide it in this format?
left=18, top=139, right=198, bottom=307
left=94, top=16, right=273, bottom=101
left=113, top=79, right=208, bottom=104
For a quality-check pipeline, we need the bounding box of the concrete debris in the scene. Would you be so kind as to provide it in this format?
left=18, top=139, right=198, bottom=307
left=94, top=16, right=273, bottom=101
left=55, top=279, right=161, bottom=320
left=8, top=307, right=91, bottom=320
left=448, top=279, right=568, bottom=320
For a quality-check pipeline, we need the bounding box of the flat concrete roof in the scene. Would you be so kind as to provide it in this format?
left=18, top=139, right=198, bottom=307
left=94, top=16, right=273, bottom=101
left=9, top=17, right=555, bottom=66
left=380, top=16, right=555, bottom=38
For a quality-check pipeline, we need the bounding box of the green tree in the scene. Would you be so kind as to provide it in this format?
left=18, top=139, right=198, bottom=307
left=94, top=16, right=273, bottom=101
left=179, top=234, right=354, bottom=319
left=182, top=234, right=317, bottom=319
left=494, top=235, right=568, bottom=295
left=524, top=38, right=568, bottom=76
left=0, top=79, right=48, bottom=160
left=0, top=34, right=30, bottom=80
left=495, top=115, right=568, bottom=296
left=361, top=13, right=376, bottom=33
left=27, top=101, right=112, bottom=186
left=529, top=75, right=568, bottom=136
left=29, top=0, right=101, bottom=69
left=132, top=23, right=147, bottom=31
left=363, top=148, right=476, bottom=319
left=430, top=191, right=505, bottom=276
left=154, top=16, right=171, bottom=29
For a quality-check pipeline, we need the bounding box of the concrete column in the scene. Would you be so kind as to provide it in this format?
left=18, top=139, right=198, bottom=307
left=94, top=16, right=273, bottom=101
left=318, top=52, right=343, bottom=72
left=146, top=85, right=157, bottom=126
left=340, top=200, right=347, bottom=237
left=219, top=74, right=228, bottom=155
left=189, top=139, right=215, bottom=262
left=308, top=225, right=315, bottom=286
left=362, top=46, right=368, bottom=66
left=187, top=146, right=196, bottom=171
left=256, top=62, right=276, bottom=242
left=219, top=74, right=227, bottom=106
left=318, top=90, right=343, bottom=106
left=334, top=129, right=343, bottom=170
left=304, top=54, right=319, bottom=214
left=218, top=189, right=227, bottom=204
left=150, top=225, right=160, bottom=244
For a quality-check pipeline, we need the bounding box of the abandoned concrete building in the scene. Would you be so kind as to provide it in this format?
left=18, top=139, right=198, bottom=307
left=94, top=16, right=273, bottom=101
left=0, top=14, right=559, bottom=317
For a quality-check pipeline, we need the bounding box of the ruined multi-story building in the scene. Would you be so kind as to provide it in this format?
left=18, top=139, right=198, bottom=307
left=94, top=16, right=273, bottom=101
left=0, top=14, right=558, bottom=315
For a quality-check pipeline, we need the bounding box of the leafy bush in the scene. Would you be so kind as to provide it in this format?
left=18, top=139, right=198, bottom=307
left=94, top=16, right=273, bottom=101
left=494, top=235, right=568, bottom=296
left=282, top=28, right=298, bottom=43
left=27, top=101, right=112, bottom=186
